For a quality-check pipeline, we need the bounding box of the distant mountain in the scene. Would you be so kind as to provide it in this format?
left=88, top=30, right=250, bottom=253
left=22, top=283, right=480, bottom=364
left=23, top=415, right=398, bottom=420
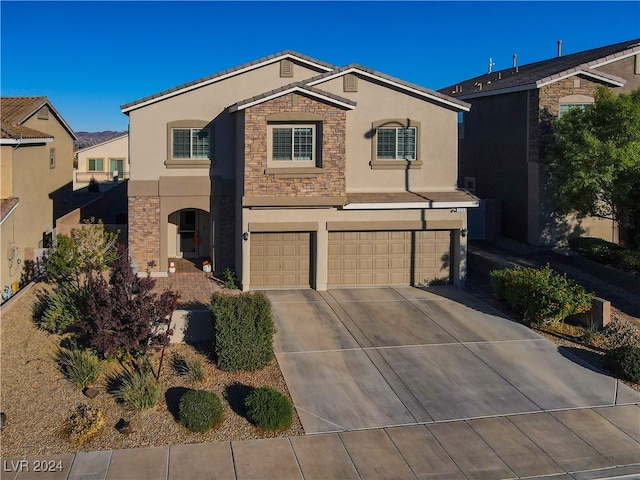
left=75, top=130, right=127, bottom=150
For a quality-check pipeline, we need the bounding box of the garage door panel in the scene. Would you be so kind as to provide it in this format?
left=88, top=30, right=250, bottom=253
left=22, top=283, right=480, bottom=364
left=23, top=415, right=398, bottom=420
left=250, top=232, right=311, bottom=288
left=328, top=230, right=451, bottom=287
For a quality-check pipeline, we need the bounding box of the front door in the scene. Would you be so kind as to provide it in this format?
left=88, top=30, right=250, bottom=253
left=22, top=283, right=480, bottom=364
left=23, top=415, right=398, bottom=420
left=179, top=210, right=199, bottom=258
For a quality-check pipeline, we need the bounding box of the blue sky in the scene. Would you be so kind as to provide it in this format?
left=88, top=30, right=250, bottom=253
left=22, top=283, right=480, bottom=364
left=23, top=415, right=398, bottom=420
left=1, top=1, right=638, bottom=131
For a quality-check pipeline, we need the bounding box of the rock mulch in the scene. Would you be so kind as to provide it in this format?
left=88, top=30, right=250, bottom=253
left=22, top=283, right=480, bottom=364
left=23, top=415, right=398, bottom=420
left=0, top=283, right=303, bottom=457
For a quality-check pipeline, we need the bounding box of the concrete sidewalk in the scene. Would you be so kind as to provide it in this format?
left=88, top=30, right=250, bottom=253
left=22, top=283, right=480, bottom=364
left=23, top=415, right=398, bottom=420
left=2, top=405, right=639, bottom=480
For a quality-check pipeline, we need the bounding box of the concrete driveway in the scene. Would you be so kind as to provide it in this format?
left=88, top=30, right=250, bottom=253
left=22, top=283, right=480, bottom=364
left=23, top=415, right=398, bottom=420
left=268, top=286, right=640, bottom=434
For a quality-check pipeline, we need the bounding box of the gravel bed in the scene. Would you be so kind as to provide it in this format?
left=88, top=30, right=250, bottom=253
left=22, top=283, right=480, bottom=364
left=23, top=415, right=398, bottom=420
left=0, top=283, right=303, bottom=457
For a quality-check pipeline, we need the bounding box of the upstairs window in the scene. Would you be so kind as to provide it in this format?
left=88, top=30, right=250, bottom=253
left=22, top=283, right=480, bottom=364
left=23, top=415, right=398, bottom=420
left=269, top=125, right=316, bottom=163
left=172, top=128, right=209, bottom=159
left=376, top=127, right=416, bottom=160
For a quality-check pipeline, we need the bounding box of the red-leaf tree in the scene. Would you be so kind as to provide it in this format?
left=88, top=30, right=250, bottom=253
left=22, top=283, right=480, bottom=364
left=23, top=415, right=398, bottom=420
left=81, top=246, right=179, bottom=361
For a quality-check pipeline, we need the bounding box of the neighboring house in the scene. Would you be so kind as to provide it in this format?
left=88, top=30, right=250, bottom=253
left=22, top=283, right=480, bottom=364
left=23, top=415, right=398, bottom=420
left=439, top=38, right=640, bottom=246
left=74, top=133, right=129, bottom=190
left=121, top=51, right=477, bottom=290
left=0, top=97, right=77, bottom=296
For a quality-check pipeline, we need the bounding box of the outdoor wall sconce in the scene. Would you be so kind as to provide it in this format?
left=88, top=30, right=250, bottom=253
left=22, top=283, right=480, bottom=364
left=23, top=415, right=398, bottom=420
left=460, top=228, right=468, bottom=238
left=242, top=232, right=249, bottom=241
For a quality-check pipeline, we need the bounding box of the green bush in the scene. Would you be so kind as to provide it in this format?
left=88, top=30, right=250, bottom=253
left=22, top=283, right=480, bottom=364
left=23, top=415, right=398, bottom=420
left=56, top=344, right=101, bottom=389
left=111, top=362, right=160, bottom=410
left=64, top=404, right=105, bottom=445
left=489, top=264, right=593, bottom=324
left=607, top=345, right=640, bottom=384
left=210, top=292, right=274, bottom=371
left=222, top=268, right=239, bottom=290
left=568, top=236, right=640, bottom=274
left=178, top=389, right=224, bottom=433
left=244, top=386, right=293, bottom=431
left=37, top=284, right=91, bottom=334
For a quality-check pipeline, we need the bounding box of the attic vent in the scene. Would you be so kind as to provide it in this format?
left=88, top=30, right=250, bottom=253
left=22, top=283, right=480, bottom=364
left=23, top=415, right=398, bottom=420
left=343, top=74, right=358, bottom=92
left=280, top=59, right=294, bottom=78
left=37, top=106, right=49, bottom=120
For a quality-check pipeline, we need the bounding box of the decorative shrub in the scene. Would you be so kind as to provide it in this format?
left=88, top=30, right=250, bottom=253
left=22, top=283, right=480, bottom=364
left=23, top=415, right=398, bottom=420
left=489, top=264, right=593, bottom=324
left=244, top=386, right=293, bottom=431
left=222, top=268, right=239, bottom=290
left=178, top=389, right=224, bottom=433
left=64, top=404, right=105, bottom=445
left=210, top=292, right=274, bottom=371
left=607, top=345, right=640, bottom=384
left=56, top=344, right=101, bottom=389
left=568, top=237, right=640, bottom=274
left=37, top=284, right=90, bottom=334
left=170, top=353, right=205, bottom=382
left=111, top=361, right=160, bottom=410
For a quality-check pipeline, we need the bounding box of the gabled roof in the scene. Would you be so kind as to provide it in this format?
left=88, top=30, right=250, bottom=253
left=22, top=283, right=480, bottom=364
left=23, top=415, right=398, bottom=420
left=228, top=82, right=356, bottom=112
left=439, top=38, right=640, bottom=99
left=121, top=50, right=336, bottom=113
left=0, top=96, right=77, bottom=141
left=306, top=65, right=471, bottom=112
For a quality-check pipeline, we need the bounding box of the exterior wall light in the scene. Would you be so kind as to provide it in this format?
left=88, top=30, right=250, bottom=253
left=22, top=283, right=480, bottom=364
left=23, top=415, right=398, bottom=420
left=242, top=232, right=249, bottom=241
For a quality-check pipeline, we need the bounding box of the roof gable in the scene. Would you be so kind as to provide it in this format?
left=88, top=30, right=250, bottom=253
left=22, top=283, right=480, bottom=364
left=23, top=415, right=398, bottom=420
left=0, top=96, right=77, bottom=141
left=75, top=133, right=129, bottom=154
left=439, top=38, right=640, bottom=98
left=306, top=65, right=471, bottom=112
left=121, top=51, right=336, bottom=113
left=228, top=82, right=356, bottom=112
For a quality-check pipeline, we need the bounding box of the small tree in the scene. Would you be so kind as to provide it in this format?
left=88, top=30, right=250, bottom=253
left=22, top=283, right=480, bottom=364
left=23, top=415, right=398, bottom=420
left=45, top=219, right=118, bottom=288
left=548, top=86, right=640, bottom=244
left=81, top=247, right=179, bottom=368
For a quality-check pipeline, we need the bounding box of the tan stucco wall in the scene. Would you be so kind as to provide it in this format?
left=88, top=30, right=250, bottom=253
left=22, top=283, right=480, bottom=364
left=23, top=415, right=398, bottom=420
left=75, top=135, right=129, bottom=189
left=596, top=54, right=640, bottom=94
left=127, top=61, right=328, bottom=182
left=311, top=76, right=460, bottom=192
left=0, top=113, right=75, bottom=290
left=239, top=206, right=468, bottom=291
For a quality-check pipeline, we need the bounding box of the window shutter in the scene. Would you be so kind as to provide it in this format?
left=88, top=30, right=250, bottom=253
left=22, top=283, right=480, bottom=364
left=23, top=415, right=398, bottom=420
left=280, top=60, right=294, bottom=78
left=343, top=74, right=358, bottom=92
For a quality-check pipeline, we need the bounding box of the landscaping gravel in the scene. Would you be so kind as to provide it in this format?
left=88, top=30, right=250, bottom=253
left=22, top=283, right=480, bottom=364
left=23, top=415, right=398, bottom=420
left=0, top=283, right=303, bottom=457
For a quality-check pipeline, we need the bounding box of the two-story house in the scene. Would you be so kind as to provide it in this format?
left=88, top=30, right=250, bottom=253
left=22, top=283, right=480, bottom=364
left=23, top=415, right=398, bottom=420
left=74, top=133, right=129, bottom=190
left=121, top=51, right=477, bottom=291
left=439, top=38, right=640, bottom=246
left=1, top=97, right=77, bottom=295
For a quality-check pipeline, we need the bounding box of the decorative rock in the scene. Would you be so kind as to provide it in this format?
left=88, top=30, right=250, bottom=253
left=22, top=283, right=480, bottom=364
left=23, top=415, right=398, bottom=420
left=115, top=418, right=132, bottom=435
left=0, top=412, right=6, bottom=429
left=83, top=387, right=100, bottom=399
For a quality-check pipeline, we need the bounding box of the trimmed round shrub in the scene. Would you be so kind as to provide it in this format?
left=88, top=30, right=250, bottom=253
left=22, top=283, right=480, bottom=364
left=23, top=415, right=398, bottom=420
left=244, top=386, right=293, bottom=431
left=607, top=345, right=640, bottom=384
left=178, top=389, right=224, bottom=433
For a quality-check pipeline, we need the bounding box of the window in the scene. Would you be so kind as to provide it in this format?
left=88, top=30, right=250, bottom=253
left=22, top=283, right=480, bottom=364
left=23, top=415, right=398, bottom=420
left=172, top=128, right=209, bottom=159
left=269, top=124, right=316, bottom=163
left=49, top=148, right=55, bottom=169
left=376, top=127, right=416, bottom=160
left=458, top=112, right=465, bottom=139
left=110, top=158, right=125, bottom=179
left=370, top=119, right=421, bottom=169
left=559, top=103, right=591, bottom=116
left=87, top=158, right=104, bottom=171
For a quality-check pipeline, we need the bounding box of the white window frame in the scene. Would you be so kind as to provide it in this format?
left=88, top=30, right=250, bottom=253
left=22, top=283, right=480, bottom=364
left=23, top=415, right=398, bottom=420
left=267, top=124, right=317, bottom=166
left=171, top=127, right=210, bottom=160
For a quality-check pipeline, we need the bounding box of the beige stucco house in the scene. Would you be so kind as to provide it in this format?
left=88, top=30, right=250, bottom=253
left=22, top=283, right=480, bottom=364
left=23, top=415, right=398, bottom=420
left=1, top=97, right=77, bottom=297
left=121, top=51, right=477, bottom=290
left=439, top=38, right=640, bottom=246
left=74, top=133, right=129, bottom=190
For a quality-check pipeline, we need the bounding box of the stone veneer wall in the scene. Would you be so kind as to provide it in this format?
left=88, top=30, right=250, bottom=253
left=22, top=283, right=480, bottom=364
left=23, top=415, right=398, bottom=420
left=128, top=196, right=160, bottom=270
left=243, top=93, right=346, bottom=197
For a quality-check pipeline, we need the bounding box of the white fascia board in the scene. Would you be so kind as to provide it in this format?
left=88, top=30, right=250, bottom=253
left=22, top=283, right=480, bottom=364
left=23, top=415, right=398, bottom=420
left=121, top=54, right=334, bottom=114
left=343, top=200, right=479, bottom=210
left=0, top=137, right=53, bottom=145
left=589, top=48, right=640, bottom=68
left=537, top=70, right=625, bottom=88
left=309, top=68, right=471, bottom=112
left=233, top=87, right=356, bottom=112
left=0, top=202, right=19, bottom=227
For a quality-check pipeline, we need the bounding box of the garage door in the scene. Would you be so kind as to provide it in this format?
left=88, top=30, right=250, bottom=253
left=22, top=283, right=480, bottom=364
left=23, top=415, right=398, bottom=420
left=250, top=232, right=311, bottom=288
left=328, top=231, right=450, bottom=286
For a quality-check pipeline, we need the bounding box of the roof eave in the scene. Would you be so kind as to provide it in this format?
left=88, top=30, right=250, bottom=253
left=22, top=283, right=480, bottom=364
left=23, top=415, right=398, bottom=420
left=0, top=137, right=54, bottom=145
left=229, top=86, right=356, bottom=112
